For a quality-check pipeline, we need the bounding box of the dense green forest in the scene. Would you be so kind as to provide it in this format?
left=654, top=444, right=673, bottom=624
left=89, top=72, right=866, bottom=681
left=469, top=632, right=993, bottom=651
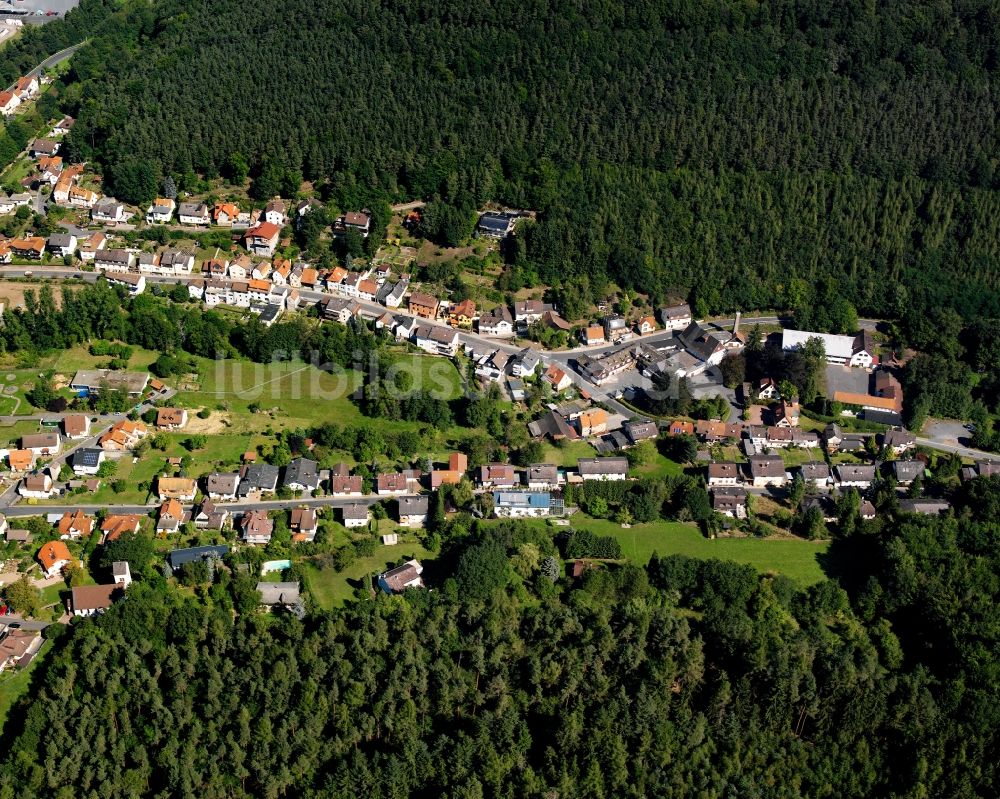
left=2, top=480, right=1000, bottom=797
left=0, top=0, right=995, bottom=319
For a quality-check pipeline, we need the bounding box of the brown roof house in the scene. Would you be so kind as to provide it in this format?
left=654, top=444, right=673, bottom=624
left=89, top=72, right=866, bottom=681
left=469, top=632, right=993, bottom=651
left=155, top=408, right=188, bottom=430
left=378, top=559, right=424, bottom=594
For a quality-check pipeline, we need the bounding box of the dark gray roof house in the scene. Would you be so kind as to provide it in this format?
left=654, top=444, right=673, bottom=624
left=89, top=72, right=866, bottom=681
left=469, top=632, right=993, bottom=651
left=890, top=460, right=925, bottom=484
left=283, top=458, right=320, bottom=491
left=238, top=463, right=280, bottom=495
left=167, top=545, right=229, bottom=572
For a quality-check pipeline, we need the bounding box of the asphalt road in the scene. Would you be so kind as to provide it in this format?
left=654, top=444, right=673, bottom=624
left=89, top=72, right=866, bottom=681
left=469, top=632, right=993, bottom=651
left=1, top=493, right=399, bottom=516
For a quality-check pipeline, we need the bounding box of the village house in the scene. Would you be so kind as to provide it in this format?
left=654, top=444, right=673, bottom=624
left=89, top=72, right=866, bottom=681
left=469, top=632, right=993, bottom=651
left=94, top=248, right=134, bottom=273
left=712, top=487, right=748, bottom=519
left=478, top=305, right=515, bottom=338
left=0, top=629, right=42, bottom=673
left=342, top=503, right=370, bottom=528
left=0, top=90, right=20, bottom=116
left=289, top=508, right=318, bottom=542
left=413, top=324, right=460, bottom=357
left=513, top=300, right=553, bottom=326
left=330, top=474, right=363, bottom=497
left=748, top=454, right=787, bottom=487
left=882, top=428, right=916, bottom=455
left=7, top=449, right=34, bottom=472
left=479, top=463, right=518, bottom=489
left=47, top=233, right=76, bottom=258
left=637, top=315, right=657, bottom=335
left=106, top=273, right=145, bottom=295
left=213, top=202, right=240, bottom=226
left=15, top=75, right=39, bottom=99
left=31, top=138, right=59, bottom=158
left=397, top=496, right=430, bottom=527
left=100, top=514, right=142, bottom=543
left=899, top=499, right=951, bottom=516
left=37, top=540, right=72, bottom=578
left=145, top=197, right=175, bottom=224
left=624, top=420, right=658, bottom=444
left=774, top=398, right=800, bottom=428
left=493, top=491, right=553, bottom=518
left=799, top=462, right=833, bottom=489
left=157, top=498, right=186, bottom=534
left=241, top=510, right=274, bottom=544
left=408, top=292, right=440, bottom=319
left=10, top=237, right=45, bottom=260
left=582, top=325, right=606, bottom=346
left=283, top=458, right=321, bottom=493
left=526, top=463, right=559, bottom=490
left=542, top=364, right=572, bottom=392
left=659, top=303, right=693, bottom=331
left=707, top=462, right=741, bottom=487
left=238, top=463, right=280, bottom=497
left=377, top=472, right=409, bottom=496
left=381, top=278, right=409, bottom=308
left=782, top=329, right=875, bottom=368
left=449, top=299, right=477, bottom=328
left=155, top=408, right=188, bottom=430
left=92, top=199, right=129, bottom=224
left=511, top=349, right=541, bottom=378
left=21, top=432, right=61, bottom=457
left=476, top=212, right=515, bottom=238
left=334, top=210, right=371, bottom=237
left=890, top=460, right=925, bottom=485
left=70, top=584, right=122, bottom=617
left=178, top=202, right=210, bottom=225
left=835, top=464, right=877, bottom=489
left=378, top=559, right=425, bottom=594
left=577, top=457, right=628, bottom=481
left=57, top=510, right=94, bottom=540
left=157, top=476, right=197, bottom=502
left=204, top=472, right=241, bottom=501
left=264, top=197, right=287, bottom=227
left=78, top=231, right=106, bottom=261
left=70, top=448, right=104, bottom=476
left=192, top=500, right=229, bottom=531
left=98, top=419, right=147, bottom=451
left=578, top=408, right=609, bottom=437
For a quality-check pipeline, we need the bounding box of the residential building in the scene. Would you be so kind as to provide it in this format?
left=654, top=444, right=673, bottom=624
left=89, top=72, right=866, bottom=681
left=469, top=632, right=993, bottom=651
left=92, top=199, right=129, bottom=224
left=157, top=476, right=197, bottom=502
left=781, top=329, right=875, bottom=368
left=145, top=197, right=175, bottom=224
left=319, top=296, right=361, bottom=324
left=264, top=197, right=287, bottom=227
left=679, top=320, right=741, bottom=366
left=637, top=315, right=657, bottom=334
left=19, top=471, right=56, bottom=499
left=193, top=501, right=229, bottom=531
left=511, top=349, right=541, bottom=378
left=10, top=237, right=45, bottom=259
left=528, top=408, right=579, bottom=441
left=37, top=540, right=72, bottom=578
left=479, top=463, right=518, bottom=489
left=659, top=303, right=692, bottom=331
left=100, top=514, right=142, bottom=543
left=213, top=202, right=240, bottom=226
left=577, top=457, right=628, bottom=481
left=397, top=496, right=429, bottom=527
left=241, top=510, right=274, bottom=544
left=106, top=272, right=145, bottom=295
left=899, top=499, right=951, bottom=515
left=748, top=454, right=787, bottom=487
left=377, top=473, right=409, bottom=495
left=624, top=420, right=658, bottom=443
left=167, top=545, right=229, bottom=572
left=70, top=448, right=104, bottom=476
left=342, top=503, right=370, bottom=528
left=113, top=561, right=132, bottom=589
left=283, top=458, right=320, bottom=492
left=408, top=292, right=440, bottom=319
left=882, top=428, right=916, bottom=455
left=578, top=408, right=609, bottom=437
left=257, top=582, right=301, bottom=608
left=94, top=248, right=134, bottom=273
left=492, top=491, right=552, bottom=518
left=514, top=300, right=553, bottom=326
left=542, top=364, right=572, bottom=392
left=78, top=232, right=106, bottom=262
left=15, top=75, right=39, bottom=99
left=0, top=629, right=41, bottom=673
left=57, top=510, right=94, bottom=540
left=707, top=462, right=741, bottom=487
left=47, top=233, right=76, bottom=258
left=289, top=508, right=318, bottom=542
left=431, top=452, right=469, bottom=488
left=205, top=472, right=241, bottom=501
left=582, top=326, right=606, bottom=346
left=449, top=299, right=476, bottom=328
left=334, top=211, right=372, bottom=237
left=330, top=474, right=363, bottom=497
left=244, top=221, right=282, bottom=257
left=157, top=498, right=185, bottom=534
left=238, top=463, right=280, bottom=496
left=478, top=305, right=515, bottom=338
left=31, top=138, right=59, bottom=157
left=70, top=584, right=122, bottom=617
left=178, top=202, right=210, bottom=225
left=476, top=212, right=515, bottom=238
left=890, top=460, right=925, bottom=485
left=0, top=90, right=20, bottom=116
left=21, top=432, right=61, bottom=457
left=414, top=324, right=459, bottom=357
left=68, top=186, right=98, bottom=209
left=98, top=419, right=148, bottom=451
left=799, top=462, right=833, bottom=489
left=668, top=420, right=695, bottom=437
left=526, top=463, right=559, bottom=490
left=6, top=449, right=34, bottom=472
left=378, top=559, right=424, bottom=593
left=835, top=464, right=877, bottom=489
left=712, top=487, right=748, bottom=519
left=382, top=278, right=409, bottom=308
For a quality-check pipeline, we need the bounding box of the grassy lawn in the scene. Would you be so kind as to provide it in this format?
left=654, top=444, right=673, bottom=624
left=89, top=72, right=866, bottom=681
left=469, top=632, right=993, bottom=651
left=0, top=640, right=49, bottom=731
left=778, top=448, right=828, bottom=467
left=634, top=451, right=685, bottom=479
left=540, top=439, right=598, bottom=467
left=301, top=537, right=434, bottom=610
left=555, top=516, right=829, bottom=585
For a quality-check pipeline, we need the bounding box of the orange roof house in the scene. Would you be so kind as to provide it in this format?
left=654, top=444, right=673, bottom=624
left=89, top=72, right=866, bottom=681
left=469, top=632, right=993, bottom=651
left=100, top=514, right=143, bottom=542
left=57, top=510, right=94, bottom=540
left=37, top=540, right=72, bottom=576
left=7, top=449, right=34, bottom=472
